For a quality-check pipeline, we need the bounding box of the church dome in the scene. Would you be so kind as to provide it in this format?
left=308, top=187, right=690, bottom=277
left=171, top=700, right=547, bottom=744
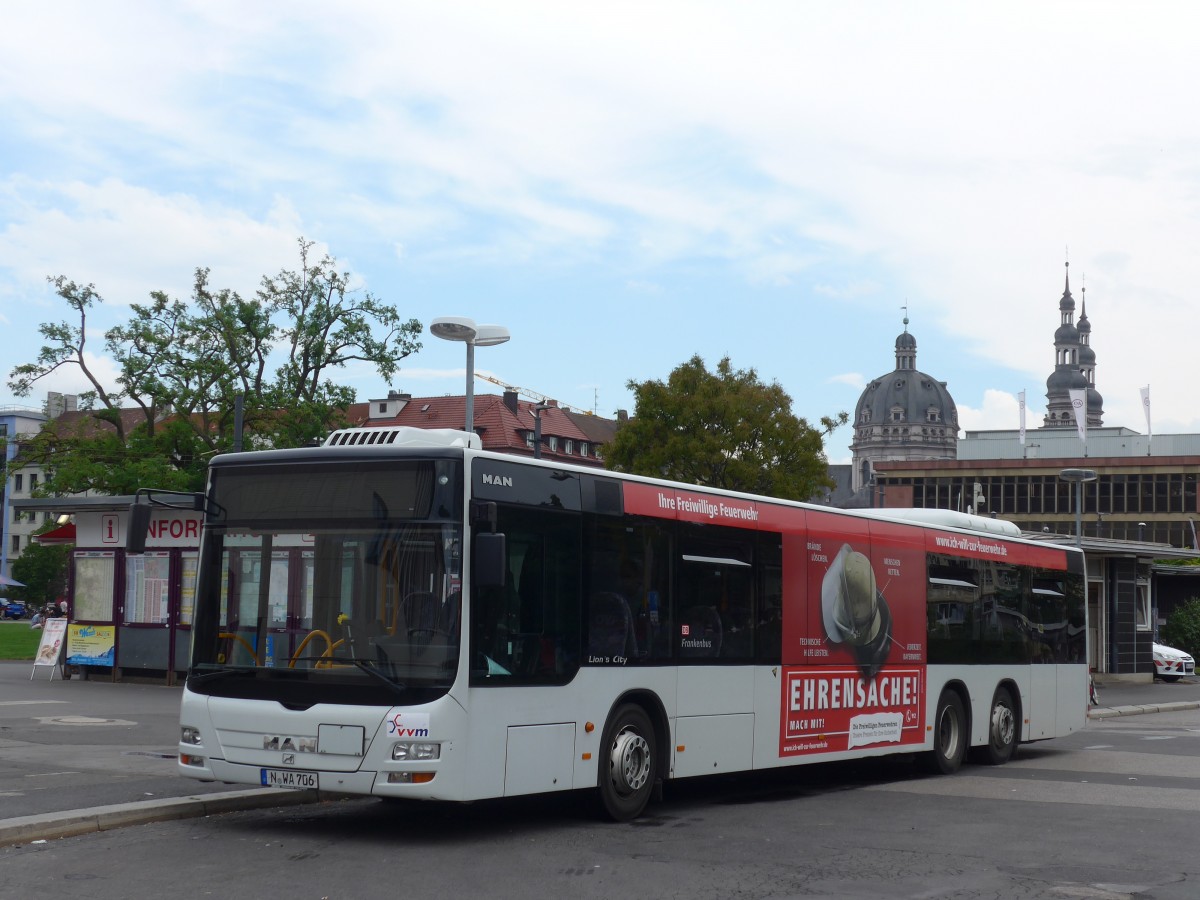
left=1054, top=321, right=1079, bottom=343
left=856, top=325, right=958, bottom=431
left=855, top=371, right=958, bottom=430
left=1046, top=366, right=1087, bottom=393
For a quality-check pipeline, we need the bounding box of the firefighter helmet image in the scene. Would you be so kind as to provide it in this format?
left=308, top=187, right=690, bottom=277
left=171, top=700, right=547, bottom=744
left=820, top=543, right=893, bottom=678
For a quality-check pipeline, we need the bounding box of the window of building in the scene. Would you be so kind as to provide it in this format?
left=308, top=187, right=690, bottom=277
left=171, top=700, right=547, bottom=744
left=10, top=535, right=18, bottom=554
left=580, top=442, right=589, bottom=457
left=548, top=436, right=558, bottom=452
left=13, top=473, right=22, bottom=492
left=29, top=473, right=38, bottom=491
left=1135, top=579, right=1151, bottom=631
left=524, top=430, right=535, bottom=450
left=564, top=440, right=574, bottom=456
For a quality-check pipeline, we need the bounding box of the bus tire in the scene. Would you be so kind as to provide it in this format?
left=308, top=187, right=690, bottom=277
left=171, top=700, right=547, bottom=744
left=922, top=689, right=966, bottom=775
left=973, top=686, right=1018, bottom=766
left=598, top=703, right=657, bottom=821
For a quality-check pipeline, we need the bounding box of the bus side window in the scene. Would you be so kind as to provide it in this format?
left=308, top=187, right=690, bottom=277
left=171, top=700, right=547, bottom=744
left=470, top=505, right=580, bottom=684
left=676, top=525, right=754, bottom=661
left=585, top=518, right=671, bottom=663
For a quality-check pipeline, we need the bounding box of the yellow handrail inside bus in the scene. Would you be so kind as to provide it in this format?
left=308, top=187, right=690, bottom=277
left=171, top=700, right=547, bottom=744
left=290, top=629, right=333, bottom=668
left=219, top=631, right=260, bottom=666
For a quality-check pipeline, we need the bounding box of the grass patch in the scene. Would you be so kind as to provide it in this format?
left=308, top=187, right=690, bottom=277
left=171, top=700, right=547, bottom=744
left=0, top=620, right=44, bottom=660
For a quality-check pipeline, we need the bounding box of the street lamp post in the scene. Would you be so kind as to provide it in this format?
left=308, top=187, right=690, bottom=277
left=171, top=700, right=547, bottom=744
left=1059, top=468, right=1097, bottom=549
left=430, top=316, right=511, bottom=434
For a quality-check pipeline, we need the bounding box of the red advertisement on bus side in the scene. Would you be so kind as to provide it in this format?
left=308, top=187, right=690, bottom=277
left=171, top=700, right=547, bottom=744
left=779, top=666, right=925, bottom=756
left=777, top=512, right=930, bottom=757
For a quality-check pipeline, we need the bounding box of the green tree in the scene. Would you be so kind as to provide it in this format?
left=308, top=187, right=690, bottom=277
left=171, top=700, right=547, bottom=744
left=605, top=355, right=848, bottom=501
left=7, top=239, right=422, bottom=494
left=1161, top=597, right=1200, bottom=659
left=11, top=536, right=71, bottom=608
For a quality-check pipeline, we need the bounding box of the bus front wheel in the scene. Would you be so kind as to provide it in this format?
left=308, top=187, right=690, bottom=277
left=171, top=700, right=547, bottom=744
left=923, top=690, right=967, bottom=775
left=973, top=686, right=1018, bottom=766
left=598, top=703, right=657, bottom=821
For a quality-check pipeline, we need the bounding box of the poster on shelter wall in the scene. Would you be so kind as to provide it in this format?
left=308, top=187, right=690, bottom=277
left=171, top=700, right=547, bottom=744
left=67, top=624, right=116, bottom=667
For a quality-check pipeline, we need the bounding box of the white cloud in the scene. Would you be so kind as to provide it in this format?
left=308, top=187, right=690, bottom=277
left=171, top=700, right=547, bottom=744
left=0, top=178, right=305, bottom=308
left=827, top=373, right=865, bottom=390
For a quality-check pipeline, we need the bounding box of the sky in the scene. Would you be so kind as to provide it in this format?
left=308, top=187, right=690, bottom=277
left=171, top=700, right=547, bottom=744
left=1, top=1, right=1196, bottom=463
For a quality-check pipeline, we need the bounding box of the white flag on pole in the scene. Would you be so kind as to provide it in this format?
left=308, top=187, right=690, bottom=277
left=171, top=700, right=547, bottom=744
left=1018, top=391, right=1026, bottom=445
left=1069, top=389, right=1087, bottom=446
left=1140, top=385, right=1152, bottom=439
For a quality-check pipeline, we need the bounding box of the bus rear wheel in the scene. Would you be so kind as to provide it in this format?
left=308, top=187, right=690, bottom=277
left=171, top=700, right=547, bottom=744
left=922, top=690, right=966, bottom=775
left=598, top=703, right=657, bottom=821
left=973, top=686, right=1018, bottom=766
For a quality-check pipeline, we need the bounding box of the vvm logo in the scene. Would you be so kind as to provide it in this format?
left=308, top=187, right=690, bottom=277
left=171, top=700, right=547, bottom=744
left=388, top=712, right=431, bottom=737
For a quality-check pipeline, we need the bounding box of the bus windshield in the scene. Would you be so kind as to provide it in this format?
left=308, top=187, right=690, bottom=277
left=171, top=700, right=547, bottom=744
left=188, top=459, right=464, bottom=706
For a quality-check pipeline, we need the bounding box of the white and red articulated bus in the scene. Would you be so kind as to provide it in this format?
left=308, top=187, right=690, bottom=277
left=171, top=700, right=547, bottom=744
left=175, top=426, right=1086, bottom=820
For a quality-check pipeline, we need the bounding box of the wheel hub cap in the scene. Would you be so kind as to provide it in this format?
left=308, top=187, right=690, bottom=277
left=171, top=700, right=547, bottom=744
left=611, top=729, right=651, bottom=794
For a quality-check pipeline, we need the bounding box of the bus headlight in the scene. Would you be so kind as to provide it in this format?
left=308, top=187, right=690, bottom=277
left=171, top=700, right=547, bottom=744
left=181, top=726, right=203, bottom=746
left=392, top=741, right=440, bottom=761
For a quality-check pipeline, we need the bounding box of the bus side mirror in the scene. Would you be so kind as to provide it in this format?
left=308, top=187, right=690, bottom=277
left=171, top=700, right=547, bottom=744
left=474, top=532, right=507, bottom=588
left=127, top=502, right=152, bottom=554
left=470, top=500, right=498, bottom=532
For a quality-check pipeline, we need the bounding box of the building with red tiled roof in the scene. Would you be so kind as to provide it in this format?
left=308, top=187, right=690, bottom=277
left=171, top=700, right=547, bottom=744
left=353, top=391, right=619, bottom=467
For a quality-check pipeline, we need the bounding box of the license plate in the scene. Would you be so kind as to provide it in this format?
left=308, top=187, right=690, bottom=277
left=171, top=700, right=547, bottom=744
left=261, top=767, right=317, bottom=789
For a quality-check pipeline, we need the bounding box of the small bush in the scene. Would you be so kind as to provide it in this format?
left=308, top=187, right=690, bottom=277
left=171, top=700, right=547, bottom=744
left=1161, top=597, right=1200, bottom=658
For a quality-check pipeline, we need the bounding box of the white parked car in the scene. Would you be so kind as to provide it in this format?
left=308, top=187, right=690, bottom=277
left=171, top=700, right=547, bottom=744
left=1153, top=642, right=1195, bottom=682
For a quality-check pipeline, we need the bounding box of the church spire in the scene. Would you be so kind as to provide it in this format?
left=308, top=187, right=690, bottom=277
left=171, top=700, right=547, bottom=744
left=1043, top=258, right=1103, bottom=429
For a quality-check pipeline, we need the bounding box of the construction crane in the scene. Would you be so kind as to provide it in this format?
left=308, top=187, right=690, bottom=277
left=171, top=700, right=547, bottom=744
left=474, top=374, right=590, bottom=415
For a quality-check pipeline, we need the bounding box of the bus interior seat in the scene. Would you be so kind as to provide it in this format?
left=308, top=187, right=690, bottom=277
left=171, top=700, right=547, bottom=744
left=588, top=591, right=638, bottom=659
left=401, top=591, right=441, bottom=639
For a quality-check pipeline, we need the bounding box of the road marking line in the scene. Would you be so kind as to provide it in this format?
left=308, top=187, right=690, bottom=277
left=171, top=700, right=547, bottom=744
left=25, top=771, right=82, bottom=778
left=0, top=700, right=70, bottom=706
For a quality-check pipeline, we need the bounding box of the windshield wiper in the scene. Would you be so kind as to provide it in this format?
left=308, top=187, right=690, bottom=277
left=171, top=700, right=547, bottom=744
left=340, top=658, right=408, bottom=697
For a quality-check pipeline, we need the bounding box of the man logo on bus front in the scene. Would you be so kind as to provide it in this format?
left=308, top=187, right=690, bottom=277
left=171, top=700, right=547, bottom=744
left=820, top=544, right=893, bottom=679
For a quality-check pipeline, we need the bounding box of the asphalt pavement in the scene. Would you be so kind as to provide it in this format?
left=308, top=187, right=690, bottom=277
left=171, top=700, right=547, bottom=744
left=1, top=659, right=1197, bottom=848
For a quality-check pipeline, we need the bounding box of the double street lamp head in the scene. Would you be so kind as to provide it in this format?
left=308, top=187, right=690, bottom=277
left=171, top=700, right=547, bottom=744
left=1059, top=468, right=1098, bottom=484
left=430, top=316, right=511, bottom=435
left=430, top=316, right=511, bottom=348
